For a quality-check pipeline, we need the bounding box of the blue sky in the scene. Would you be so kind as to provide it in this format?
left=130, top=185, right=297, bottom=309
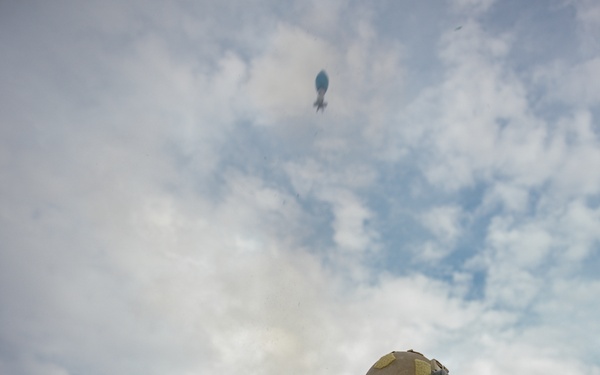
left=1, top=0, right=600, bottom=374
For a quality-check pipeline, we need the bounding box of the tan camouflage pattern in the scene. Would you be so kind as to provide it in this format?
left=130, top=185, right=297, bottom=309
left=365, top=350, right=449, bottom=375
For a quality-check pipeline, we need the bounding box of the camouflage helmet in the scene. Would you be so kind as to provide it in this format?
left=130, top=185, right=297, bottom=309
left=365, top=350, right=449, bottom=375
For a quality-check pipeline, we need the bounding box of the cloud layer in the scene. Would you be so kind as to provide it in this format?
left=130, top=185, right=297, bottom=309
left=1, top=1, right=599, bottom=374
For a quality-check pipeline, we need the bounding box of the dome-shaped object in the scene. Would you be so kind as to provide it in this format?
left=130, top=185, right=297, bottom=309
left=365, top=350, right=449, bottom=375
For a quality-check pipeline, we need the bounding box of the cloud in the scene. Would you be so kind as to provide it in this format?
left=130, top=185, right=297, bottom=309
left=534, top=59, right=600, bottom=108
left=450, top=0, right=495, bottom=15
left=570, top=0, right=600, bottom=54
left=417, top=205, right=464, bottom=261
left=245, top=25, right=333, bottom=123
left=2, top=1, right=600, bottom=375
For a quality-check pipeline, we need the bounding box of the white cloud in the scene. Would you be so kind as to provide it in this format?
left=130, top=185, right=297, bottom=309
left=535, top=58, right=600, bottom=107
left=246, top=24, right=335, bottom=124
left=486, top=216, right=553, bottom=269
left=421, top=205, right=463, bottom=242
left=570, top=0, right=600, bottom=54
left=450, top=0, right=495, bottom=14
left=481, top=182, right=529, bottom=213
left=326, top=189, right=377, bottom=253
left=416, top=205, right=464, bottom=261
left=2, top=1, right=600, bottom=374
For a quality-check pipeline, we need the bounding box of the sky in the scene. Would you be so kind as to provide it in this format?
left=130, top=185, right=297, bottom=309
left=1, top=0, right=600, bottom=374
